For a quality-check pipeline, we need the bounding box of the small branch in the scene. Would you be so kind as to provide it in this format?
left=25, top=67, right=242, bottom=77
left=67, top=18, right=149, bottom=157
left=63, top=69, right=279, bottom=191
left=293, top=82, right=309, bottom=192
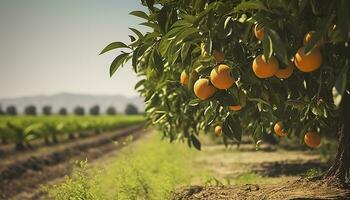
left=317, top=70, right=323, bottom=97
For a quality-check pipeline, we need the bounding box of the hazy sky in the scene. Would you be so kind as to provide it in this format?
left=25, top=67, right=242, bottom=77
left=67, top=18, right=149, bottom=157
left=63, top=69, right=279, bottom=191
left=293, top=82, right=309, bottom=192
left=0, top=0, right=147, bottom=98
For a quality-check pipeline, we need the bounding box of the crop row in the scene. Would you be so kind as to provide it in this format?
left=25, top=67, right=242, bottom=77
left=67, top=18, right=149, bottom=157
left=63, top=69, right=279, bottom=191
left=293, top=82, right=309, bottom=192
left=0, top=115, right=144, bottom=150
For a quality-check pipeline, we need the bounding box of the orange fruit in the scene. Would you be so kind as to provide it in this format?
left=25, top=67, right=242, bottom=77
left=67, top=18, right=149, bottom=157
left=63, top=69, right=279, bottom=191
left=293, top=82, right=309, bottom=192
left=294, top=47, right=322, bottom=72
left=303, top=31, right=322, bottom=48
left=214, top=125, right=222, bottom=136
left=304, top=131, right=321, bottom=148
left=274, top=121, right=287, bottom=137
left=254, top=24, right=264, bottom=41
left=213, top=50, right=225, bottom=63
left=194, top=78, right=217, bottom=100
left=275, top=62, right=293, bottom=79
left=180, top=71, right=189, bottom=86
left=252, top=55, right=279, bottom=78
left=229, top=105, right=242, bottom=111
left=210, top=64, right=235, bottom=89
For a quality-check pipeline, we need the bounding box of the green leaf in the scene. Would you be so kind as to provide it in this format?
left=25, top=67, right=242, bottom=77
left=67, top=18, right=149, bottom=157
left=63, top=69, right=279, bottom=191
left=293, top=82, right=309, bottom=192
left=262, top=33, right=273, bottom=61
left=191, top=134, right=201, bottom=150
left=145, top=0, right=155, bottom=11
left=181, top=42, right=191, bottom=62
left=134, top=79, right=145, bottom=90
left=129, top=11, right=149, bottom=20
left=129, top=28, right=143, bottom=39
left=140, top=22, right=159, bottom=30
left=176, top=28, right=199, bottom=42
left=332, top=66, right=349, bottom=108
left=157, top=6, right=168, bottom=33
left=265, top=28, right=289, bottom=65
left=216, top=91, right=237, bottom=106
left=99, top=42, right=128, bottom=55
left=152, top=48, right=164, bottom=73
left=110, top=53, right=130, bottom=77
left=234, top=0, right=268, bottom=12
left=189, top=99, right=201, bottom=106
left=304, top=31, right=321, bottom=54
left=223, top=114, right=242, bottom=142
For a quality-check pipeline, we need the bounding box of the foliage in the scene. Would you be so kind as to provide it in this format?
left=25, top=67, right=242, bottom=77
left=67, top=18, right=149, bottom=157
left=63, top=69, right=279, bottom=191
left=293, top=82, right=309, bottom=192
left=45, top=132, right=197, bottom=200
left=102, top=0, right=350, bottom=149
left=0, top=106, right=4, bottom=115
left=89, top=105, right=100, bottom=116
left=125, top=104, right=139, bottom=115
left=6, top=105, right=17, bottom=116
left=45, top=160, right=100, bottom=200
left=74, top=106, right=85, bottom=116
left=24, top=105, right=37, bottom=116
left=58, top=107, right=68, bottom=115
left=106, top=106, right=117, bottom=115
left=42, top=105, right=52, bottom=116
left=0, top=115, right=145, bottom=150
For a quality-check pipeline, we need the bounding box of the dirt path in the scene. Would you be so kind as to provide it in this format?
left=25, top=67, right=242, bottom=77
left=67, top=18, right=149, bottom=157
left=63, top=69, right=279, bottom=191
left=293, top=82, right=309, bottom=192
left=173, top=142, right=350, bottom=199
left=0, top=124, right=147, bottom=200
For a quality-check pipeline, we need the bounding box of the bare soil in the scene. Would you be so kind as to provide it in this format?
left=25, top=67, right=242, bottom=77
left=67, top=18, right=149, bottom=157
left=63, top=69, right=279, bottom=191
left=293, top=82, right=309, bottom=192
left=173, top=143, right=350, bottom=200
left=0, top=124, right=146, bottom=200
left=172, top=179, right=350, bottom=200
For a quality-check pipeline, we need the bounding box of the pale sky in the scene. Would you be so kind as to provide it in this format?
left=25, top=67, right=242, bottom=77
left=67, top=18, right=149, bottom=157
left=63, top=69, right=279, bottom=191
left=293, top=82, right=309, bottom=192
left=0, top=0, right=147, bottom=98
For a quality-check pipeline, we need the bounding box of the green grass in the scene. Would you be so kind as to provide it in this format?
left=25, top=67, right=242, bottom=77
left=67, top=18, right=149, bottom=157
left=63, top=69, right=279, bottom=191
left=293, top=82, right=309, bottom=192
left=45, top=132, right=201, bottom=200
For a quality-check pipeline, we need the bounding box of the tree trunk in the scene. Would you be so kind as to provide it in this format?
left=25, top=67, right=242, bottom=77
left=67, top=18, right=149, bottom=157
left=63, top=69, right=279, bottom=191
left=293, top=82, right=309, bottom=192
left=52, top=133, right=58, bottom=144
left=1, top=137, right=8, bottom=144
left=44, top=136, right=50, bottom=145
left=15, top=142, right=26, bottom=151
left=68, top=133, right=75, bottom=140
left=323, top=94, right=350, bottom=187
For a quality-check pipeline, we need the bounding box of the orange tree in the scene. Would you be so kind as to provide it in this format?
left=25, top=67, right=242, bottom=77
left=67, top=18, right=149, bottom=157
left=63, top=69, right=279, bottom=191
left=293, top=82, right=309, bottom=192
left=101, top=0, right=350, bottom=186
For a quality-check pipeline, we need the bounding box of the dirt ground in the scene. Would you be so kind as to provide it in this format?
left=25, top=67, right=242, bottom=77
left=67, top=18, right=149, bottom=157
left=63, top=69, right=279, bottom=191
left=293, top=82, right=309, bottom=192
left=172, top=142, right=350, bottom=200
left=0, top=124, right=146, bottom=200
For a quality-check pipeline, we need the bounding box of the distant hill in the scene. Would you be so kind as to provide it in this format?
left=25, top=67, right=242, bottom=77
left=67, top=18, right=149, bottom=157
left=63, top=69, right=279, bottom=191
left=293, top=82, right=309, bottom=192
left=0, top=93, right=144, bottom=114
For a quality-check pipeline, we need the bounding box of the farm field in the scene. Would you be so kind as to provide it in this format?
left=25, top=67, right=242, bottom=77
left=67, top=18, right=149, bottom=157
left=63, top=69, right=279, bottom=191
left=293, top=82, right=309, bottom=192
left=43, top=131, right=349, bottom=200
left=0, top=115, right=145, bottom=199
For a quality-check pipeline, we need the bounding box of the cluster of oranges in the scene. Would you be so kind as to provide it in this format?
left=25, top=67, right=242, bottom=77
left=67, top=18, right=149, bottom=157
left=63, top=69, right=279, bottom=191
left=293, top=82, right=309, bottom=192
left=180, top=26, right=323, bottom=148
left=180, top=46, right=242, bottom=111
left=254, top=25, right=322, bottom=148
left=213, top=121, right=321, bottom=148
left=274, top=121, right=321, bottom=148
left=252, top=25, right=322, bottom=80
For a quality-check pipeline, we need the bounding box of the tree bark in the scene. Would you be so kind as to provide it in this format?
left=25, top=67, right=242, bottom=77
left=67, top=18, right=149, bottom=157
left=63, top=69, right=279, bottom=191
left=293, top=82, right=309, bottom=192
left=323, top=94, right=350, bottom=186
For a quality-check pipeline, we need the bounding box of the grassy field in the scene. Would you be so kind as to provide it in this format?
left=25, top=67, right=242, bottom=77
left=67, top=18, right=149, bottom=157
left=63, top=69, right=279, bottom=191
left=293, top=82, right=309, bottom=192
left=45, top=131, right=201, bottom=199
left=45, top=130, right=334, bottom=200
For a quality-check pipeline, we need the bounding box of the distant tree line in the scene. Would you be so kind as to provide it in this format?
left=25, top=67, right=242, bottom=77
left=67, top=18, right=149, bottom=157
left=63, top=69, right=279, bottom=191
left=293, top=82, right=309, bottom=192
left=0, top=104, right=139, bottom=115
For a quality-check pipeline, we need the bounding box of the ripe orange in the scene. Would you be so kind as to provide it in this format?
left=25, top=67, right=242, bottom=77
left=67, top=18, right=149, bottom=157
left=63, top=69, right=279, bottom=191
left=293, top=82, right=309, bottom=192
left=180, top=71, right=189, bottom=86
left=304, top=131, right=321, bottom=148
left=213, top=50, right=225, bottom=63
left=252, top=55, right=279, bottom=78
left=294, top=47, right=322, bottom=72
left=275, top=62, right=293, bottom=79
left=274, top=121, right=287, bottom=137
left=254, top=24, right=264, bottom=41
left=229, top=105, right=242, bottom=111
left=214, top=125, right=222, bottom=136
left=303, top=31, right=322, bottom=48
left=194, top=78, right=217, bottom=100
left=210, top=64, right=235, bottom=89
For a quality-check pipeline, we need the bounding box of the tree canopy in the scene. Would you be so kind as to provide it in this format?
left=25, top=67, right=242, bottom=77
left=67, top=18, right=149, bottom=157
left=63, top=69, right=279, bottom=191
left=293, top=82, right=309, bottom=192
left=102, top=0, right=349, bottom=148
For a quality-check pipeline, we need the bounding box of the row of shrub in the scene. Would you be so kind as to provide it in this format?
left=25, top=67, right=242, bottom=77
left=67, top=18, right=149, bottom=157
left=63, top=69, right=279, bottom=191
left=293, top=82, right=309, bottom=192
left=0, top=104, right=139, bottom=116
left=0, top=115, right=144, bottom=150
